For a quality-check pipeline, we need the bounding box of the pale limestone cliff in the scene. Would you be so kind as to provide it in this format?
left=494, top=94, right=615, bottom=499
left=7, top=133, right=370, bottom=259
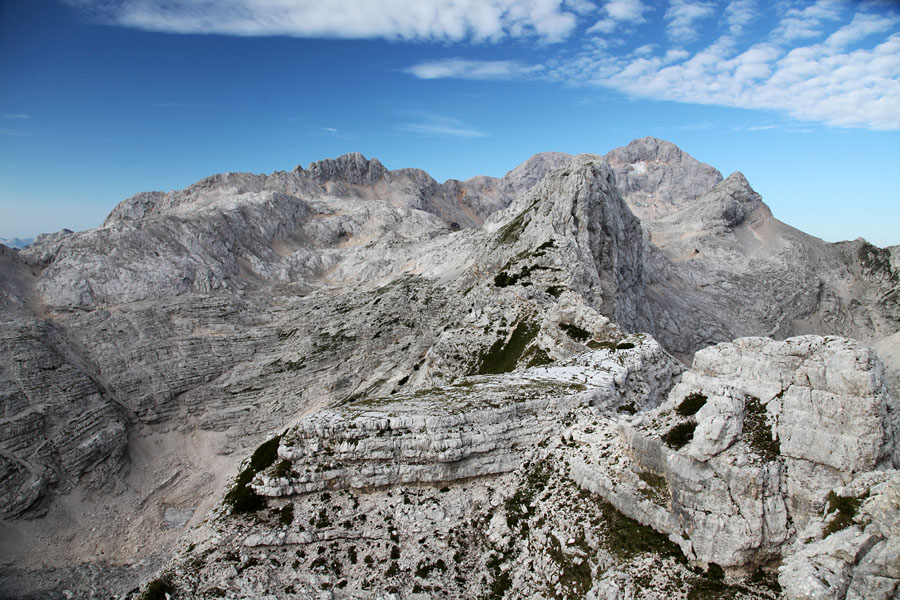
left=1, top=139, right=898, bottom=599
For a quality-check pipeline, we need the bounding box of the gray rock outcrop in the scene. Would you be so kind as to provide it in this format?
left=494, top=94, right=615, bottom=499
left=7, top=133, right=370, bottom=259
left=569, top=336, right=898, bottom=574
left=154, top=334, right=898, bottom=599
left=2, top=138, right=898, bottom=599
left=780, top=471, right=900, bottom=600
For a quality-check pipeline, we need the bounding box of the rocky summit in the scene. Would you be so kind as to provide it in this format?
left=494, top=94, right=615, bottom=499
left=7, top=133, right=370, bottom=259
left=0, top=137, right=898, bottom=600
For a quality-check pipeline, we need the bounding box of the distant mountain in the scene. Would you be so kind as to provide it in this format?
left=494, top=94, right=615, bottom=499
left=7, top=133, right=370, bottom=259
left=0, top=236, right=33, bottom=249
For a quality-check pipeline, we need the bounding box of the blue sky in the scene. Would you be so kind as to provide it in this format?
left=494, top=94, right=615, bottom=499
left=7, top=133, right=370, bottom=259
left=1, top=0, right=898, bottom=246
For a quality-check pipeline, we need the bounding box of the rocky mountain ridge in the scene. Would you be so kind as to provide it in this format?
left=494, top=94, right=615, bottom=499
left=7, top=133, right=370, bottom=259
left=0, top=237, right=34, bottom=250
left=0, top=137, right=897, bottom=599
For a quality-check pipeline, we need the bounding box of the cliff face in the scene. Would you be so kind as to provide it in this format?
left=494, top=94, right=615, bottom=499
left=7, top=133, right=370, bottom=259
left=0, top=139, right=897, bottom=599
left=154, top=335, right=898, bottom=600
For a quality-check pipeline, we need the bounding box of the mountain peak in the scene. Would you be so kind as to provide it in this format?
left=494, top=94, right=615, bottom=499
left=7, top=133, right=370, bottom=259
left=305, top=152, right=388, bottom=186
left=604, top=137, right=724, bottom=221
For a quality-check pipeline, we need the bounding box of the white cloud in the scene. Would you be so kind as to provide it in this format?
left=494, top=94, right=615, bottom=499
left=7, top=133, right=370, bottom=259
left=723, top=0, right=757, bottom=35
left=401, top=115, right=487, bottom=138
left=523, top=2, right=900, bottom=130
left=587, top=0, right=649, bottom=34
left=0, top=113, right=29, bottom=119
left=824, top=11, right=900, bottom=48
left=564, top=0, right=597, bottom=15
left=605, top=0, right=646, bottom=21
left=67, top=0, right=580, bottom=42
left=317, top=126, right=353, bottom=139
left=73, top=0, right=900, bottom=131
left=583, top=30, right=900, bottom=130
left=772, top=0, right=844, bottom=42
left=406, top=58, right=543, bottom=80
left=665, top=0, right=717, bottom=43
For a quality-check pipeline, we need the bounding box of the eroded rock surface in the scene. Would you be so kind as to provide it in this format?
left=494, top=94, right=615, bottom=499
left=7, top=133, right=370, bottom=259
left=569, top=336, right=898, bottom=577
left=153, top=334, right=899, bottom=600
left=1, top=139, right=898, bottom=599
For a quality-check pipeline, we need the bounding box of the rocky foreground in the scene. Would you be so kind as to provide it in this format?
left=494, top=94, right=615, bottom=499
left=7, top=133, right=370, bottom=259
left=0, top=138, right=898, bottom=599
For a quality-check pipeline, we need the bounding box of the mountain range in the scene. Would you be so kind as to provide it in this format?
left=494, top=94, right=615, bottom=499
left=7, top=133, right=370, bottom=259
left=0, top=237, right=34, bottom=250
left=0, top=137, right=897, bottom=599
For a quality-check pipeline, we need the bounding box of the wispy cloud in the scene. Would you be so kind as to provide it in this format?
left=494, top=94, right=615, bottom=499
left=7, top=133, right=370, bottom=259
left=401, top=115, right=487, bottom=138
left=587, top=0, right=650, bottom=34
left=677, top=119, right=719, bottom=130
left=824, top=11, right=899, bottom=48
left=406, top=58, right=543, bottom=80
left=65, top=0, right=580, bottom=42
left=64, top=0, right=900, bottom=132
left=564, top=0, right=598, bottom=16
left=771, top=0, right=844, bottom=42
left=584, top=30, right=900, bottom=129
left=723, top=0, right=757, bottom=35
left=405, top=2, right=900, bottom=131
left=665, top=0, right=716, bottom=43
left=1, top=113, right=29, bottom=119
left=317, top=126, right=354, bottom=140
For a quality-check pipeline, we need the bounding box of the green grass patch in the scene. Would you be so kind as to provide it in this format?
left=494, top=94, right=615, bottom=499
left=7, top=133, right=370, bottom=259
left=523, top=346, right=553, bottom=368
left=476, top=320, right=540, bottom=375
left=545, top=535, right=592, bottom=599
left=637, top=471, right=670, bottom=504
left=823, top=491, right=864, bottom=537
left=487, top=557, right=512, bottom=600
left=743, top=396, right=779, bottom=461
left=493, top=264, right=548, bottom=288
left=415, top=559, right=447, bottom=579
left=273, top=459, right=293, bottom=478
left=617, top=402, right=637, bottom=415
left=545, top=285, right=565, bottom=298
left=663, top=421, right=697, bottom=450
left=676, top=393, right=708, bottom=416
left=497, top=210, right=530, bottom=245
left=598, top=499, right=684, bottom=561
left=588, top=340, right=618, bottom=350
left=560, top=323, right=590, bottom=342
left=504, top=461, right=552, bottom=533
left=224, top=434, right=282, bottom=514
left=278, top=504, right=294, bottom=526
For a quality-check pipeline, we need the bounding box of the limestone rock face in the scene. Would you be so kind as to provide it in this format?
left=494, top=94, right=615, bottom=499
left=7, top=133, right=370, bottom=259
left=154, top=333, right=897, bottom=600
left=305, top=152, right=388, bottom=185
left=605, top=136, right=724, bottom=221
left=2, top=138, right=899, bottom=599
left=779, top=471, right=900, bottom=600
left=0, top=246, right=127, bottom=519
left=604, top=137, right=900, bottom=361
left=0, top=315, right=128, bottom=518
left=569, top=336, right=897, bottom=570
left=255, top=336, right=680, bottom=498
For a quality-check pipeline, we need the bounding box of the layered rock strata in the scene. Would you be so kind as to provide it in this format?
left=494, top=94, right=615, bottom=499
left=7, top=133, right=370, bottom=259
left=154, top=334, right=899, bottom=600
left=2, top=138, right=898, bottom=599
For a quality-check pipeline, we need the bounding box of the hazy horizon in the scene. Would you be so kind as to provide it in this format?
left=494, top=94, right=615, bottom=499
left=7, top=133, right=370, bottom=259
left=1, top=0, right=898, bottom=246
